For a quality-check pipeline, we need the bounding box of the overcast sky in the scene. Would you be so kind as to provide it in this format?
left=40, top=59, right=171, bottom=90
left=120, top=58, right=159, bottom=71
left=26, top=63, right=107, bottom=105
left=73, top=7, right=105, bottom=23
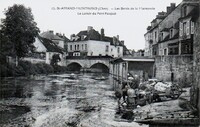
left=0, top=0, right=182, bottom=51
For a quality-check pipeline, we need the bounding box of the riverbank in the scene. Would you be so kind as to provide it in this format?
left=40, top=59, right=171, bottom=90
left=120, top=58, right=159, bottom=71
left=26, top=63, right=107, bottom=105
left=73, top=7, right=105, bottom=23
left=0, top=60, right=68, bottom=78
left=133, top=87, right=200, bottom=126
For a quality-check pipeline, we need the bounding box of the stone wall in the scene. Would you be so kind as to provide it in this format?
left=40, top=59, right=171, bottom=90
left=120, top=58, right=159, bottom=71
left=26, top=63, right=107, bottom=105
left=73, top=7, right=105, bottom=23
left=192, top=1, right=200, bottom=117
left=155, top=55, right=193, bottom=86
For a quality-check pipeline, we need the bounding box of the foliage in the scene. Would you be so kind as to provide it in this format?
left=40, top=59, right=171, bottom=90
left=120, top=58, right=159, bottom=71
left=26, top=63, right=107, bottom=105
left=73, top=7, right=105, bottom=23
left=0, top=4, right=40, bottom=58
left=50, top=54, right=61, bottom=66
left=0, top=61, right=55, bottom=77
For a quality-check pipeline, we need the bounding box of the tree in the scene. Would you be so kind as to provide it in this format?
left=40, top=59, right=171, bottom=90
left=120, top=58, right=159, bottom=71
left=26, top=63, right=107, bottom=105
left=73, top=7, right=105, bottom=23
left=1, top=4, right=40, bottom=66
left=50, top=54, right=61, bottom=66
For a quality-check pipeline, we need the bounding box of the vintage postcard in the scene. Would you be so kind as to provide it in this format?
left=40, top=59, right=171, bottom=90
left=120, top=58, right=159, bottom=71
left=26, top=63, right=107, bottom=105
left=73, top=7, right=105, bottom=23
left=0, top=0, right=199, bottom=127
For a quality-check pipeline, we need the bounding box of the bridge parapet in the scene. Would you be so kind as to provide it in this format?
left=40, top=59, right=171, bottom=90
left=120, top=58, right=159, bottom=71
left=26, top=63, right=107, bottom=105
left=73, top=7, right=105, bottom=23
left=65, top=57, right=113, bottom=72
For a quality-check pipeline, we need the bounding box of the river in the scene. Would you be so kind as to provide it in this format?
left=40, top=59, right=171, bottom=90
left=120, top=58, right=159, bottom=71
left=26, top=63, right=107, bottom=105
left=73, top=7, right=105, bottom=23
left=0, top=73, right=147, bottom=127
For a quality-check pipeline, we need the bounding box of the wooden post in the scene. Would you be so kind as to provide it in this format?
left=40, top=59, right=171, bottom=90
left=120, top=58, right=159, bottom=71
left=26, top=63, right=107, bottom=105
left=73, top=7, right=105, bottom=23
left=126, top=61, right=129, bottom=81
left=122, top=62, right=124, bottom=84
left=117, top=63, right=120, bottom=88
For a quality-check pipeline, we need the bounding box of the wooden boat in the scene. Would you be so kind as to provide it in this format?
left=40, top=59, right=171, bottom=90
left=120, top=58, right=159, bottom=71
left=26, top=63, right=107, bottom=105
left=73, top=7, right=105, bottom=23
left=92, top=76, right=108, bottom=80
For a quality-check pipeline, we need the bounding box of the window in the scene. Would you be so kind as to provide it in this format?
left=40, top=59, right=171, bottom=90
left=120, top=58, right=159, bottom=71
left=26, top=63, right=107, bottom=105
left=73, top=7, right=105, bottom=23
left=161, top=32, right=164, bottom=41
left=180, top=22, right=183, bottom=37
left=117, top=47, right=120, bottom=53
left=155, top=31, right=157, bottom=41
left=186, top=21, right=190, bottom=35
left=168, top=47, right=178, bottom=55
left=191, top=21, right=194, bottom=34
left=164, top=48, right=167, bottom=55
left=85, top=44, right=87, bottom=50
left=105, top=45, right=109, bottom=52
left=183, top=6, right=187, bottom=17
left=183, top=22, right=187, bottom=35
left=82, top=44, right=84, bottom=50
left=70, top=45, right=72, bottom=50
left=75, top=45, right=77, bottom=50
left=170, top=29, right=173, bottom=38
left=77, top=45, right=79, bottom=50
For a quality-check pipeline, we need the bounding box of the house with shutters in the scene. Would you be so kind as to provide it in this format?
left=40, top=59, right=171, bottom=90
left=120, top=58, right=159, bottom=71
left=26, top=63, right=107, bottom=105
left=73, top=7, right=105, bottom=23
left=179, top=2, right=198, bottom=55
left=67, top=26, right=130, bottom=58
left=144, top=0, right=199, bottom=56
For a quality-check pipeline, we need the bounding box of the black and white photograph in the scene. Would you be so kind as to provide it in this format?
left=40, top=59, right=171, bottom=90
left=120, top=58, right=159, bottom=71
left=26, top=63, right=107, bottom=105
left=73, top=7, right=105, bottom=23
left=0, top=0, right=200, bottom=126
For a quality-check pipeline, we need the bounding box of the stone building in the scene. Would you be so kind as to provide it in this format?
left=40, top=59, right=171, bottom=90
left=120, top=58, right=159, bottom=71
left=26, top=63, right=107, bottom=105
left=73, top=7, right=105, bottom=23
left=32, top=36, right=65, bottom=66
left=192, top=0, right=200, bottom=118
left=67, top=26, right=130, bottom=58
left=144, top=0, right=199, bottom=83
left=40, top=30, right=69, bottom=50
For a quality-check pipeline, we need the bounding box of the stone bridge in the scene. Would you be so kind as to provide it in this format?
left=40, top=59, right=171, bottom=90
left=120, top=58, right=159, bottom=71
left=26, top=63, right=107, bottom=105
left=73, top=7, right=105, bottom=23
left=65, top=56, right=112, bottom=73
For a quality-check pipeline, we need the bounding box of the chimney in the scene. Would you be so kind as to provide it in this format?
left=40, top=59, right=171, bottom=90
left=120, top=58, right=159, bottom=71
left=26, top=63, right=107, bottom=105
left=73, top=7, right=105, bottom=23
left=113, top=36, right=117, bottom=46
left=49, top=30, right=54, bottom=34
left=70, top=34, right=75, bottom=41
left=101, top=28, right=104, bottom=40
left=121, top=40, right=124, bottom=45
left=116, top=35, right=119, bottom=40
left=166, top=6, right=171, bottom=14
left=170, top=3, right=176, bottom=11
left=87, top=26, right=93, bottom=32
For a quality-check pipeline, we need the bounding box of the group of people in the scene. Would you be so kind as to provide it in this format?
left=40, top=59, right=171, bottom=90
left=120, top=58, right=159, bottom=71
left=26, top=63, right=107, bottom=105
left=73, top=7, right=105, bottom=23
left=115, top=81, right=138, bottom=109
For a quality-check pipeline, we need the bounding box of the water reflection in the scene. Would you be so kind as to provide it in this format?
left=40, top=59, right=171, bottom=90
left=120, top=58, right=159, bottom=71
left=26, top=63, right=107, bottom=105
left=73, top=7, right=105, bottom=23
left=0, top=73, right=146, bottom=127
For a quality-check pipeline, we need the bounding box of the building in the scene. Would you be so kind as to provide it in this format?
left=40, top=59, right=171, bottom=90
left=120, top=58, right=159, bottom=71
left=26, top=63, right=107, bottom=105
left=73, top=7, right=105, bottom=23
left=32, top=36, right=65, bottom=66
left=110, top=57, right=155, bottom=80
left=40, top=30, right=69, bottom=50
left=143, top=0, right=199, bottom=82
left=179, top=2, right=198, bottom=55
left=144, top=0, right=199, bottom=57
left=67, top=26, right=129, bottom=58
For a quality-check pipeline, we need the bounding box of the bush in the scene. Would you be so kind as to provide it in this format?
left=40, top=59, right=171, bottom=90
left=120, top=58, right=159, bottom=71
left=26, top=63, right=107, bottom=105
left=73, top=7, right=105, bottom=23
left=0, top=64, right=10, bottom=77
left=53, top=65, right=68, bottom=73
left=0, top=59, right=69, bottom=77
left=43, top=63, right=54, bottom=73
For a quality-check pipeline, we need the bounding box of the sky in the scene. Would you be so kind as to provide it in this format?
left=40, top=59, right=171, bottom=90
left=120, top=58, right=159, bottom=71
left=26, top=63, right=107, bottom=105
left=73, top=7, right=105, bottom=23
left=0, top=0, right=182, bottom=51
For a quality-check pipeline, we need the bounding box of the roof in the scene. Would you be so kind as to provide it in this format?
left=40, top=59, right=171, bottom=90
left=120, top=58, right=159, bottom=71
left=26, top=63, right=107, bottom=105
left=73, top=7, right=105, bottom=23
left=38, top=36, right=64, bottom=53
left=145, top=3, right=181, bottom=34
left=178, top=6, right=199, bottom=21
left=73, top=29, right=101, bottom=41
left=40, top=31, right=64, bottom=41
left=71, top=27, right=131, bottom=55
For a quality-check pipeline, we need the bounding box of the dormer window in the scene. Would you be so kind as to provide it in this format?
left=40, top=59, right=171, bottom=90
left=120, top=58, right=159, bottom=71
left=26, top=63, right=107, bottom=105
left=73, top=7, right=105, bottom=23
left=161, top=32, right=164, bottom=41
left=183, top=6, right=187, bottom=17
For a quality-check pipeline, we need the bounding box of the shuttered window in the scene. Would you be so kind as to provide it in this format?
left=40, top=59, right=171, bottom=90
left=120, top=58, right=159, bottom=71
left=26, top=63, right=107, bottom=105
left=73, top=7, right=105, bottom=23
left=191, top=21, right=194, bottom=34
left=186, top=20, right=190, bottom=35
left=179, top=22, right=183, bottom=36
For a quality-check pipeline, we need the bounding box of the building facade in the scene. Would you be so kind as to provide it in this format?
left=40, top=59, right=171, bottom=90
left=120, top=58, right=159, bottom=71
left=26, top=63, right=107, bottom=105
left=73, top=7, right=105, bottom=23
left=144, top=0, right=199, bottom=83
left=67, top=26, right=126, bottom=58
left=33, top=36, right=65, bottom=66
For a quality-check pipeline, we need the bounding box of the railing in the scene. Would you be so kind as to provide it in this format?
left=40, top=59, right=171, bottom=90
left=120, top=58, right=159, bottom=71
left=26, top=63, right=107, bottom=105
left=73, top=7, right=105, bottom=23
left=66, top=55, right=113, bottom=59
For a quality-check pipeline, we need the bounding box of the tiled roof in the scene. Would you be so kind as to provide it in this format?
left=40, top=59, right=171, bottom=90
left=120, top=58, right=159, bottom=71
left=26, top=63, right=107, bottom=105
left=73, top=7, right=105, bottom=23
left=71, top=27, right=131, bottom=55
left=38, top=36, right=64, bottom=53
left=77, top=30, right=88, bottom=36
left=40, top=31, right=64, bottom=41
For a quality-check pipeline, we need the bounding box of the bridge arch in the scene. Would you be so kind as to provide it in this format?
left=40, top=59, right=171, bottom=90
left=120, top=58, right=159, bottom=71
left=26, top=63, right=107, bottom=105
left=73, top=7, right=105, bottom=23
left=66, top=62, right=82, bottom=72
left=90, top=63, right=109, bottom=73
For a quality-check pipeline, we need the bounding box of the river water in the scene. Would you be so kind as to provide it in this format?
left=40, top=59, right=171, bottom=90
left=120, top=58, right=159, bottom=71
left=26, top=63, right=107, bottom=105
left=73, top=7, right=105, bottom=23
left=0, top=73, right=147, bottom=127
